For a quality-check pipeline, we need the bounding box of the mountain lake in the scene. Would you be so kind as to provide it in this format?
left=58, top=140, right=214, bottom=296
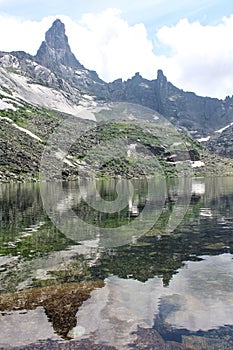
left=0, top=176, right=233, bottom=350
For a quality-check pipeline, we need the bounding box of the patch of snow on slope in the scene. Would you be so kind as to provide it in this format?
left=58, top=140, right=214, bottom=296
left=0, top=100, right=17, bottom=110
left=0, top=115, right=42, bottom=141
left=215, top=122, right=233, bottom=133
left=13, top=124, right=42, bottom=141
left=197, top=136, right=210, bottom=142
left=0, top=68, right=96, bottom=121
left=0, top=116, right=12, bottom=123
left=191, top=161, right=205, bottom=168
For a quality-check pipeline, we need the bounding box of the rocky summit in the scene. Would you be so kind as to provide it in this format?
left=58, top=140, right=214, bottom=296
left=35, top=19, right=83, bottom=70
left=0, top=19, right=233, bottom=181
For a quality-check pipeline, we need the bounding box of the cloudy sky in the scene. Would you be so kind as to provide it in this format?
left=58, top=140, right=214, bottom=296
left=0, top=0, right=233, bottom=98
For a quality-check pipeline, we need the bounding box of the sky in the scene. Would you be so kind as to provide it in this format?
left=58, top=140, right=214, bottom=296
left=0, top=0, right=233, bottom=98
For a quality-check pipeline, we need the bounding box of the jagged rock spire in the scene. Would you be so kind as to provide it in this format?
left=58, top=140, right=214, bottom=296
left=45, top=19, right=67, bottom=50
left=157, top=69, right=167, bottom=85
left=35, top=19, right=83, bottom=69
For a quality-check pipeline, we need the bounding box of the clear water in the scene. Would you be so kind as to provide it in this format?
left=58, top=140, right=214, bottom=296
left=0, top=177, right=233, bottom=349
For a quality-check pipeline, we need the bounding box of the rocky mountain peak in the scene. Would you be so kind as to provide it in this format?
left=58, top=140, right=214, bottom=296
left=157, top=69, right=167, bottom=85
left=45, top=19, right=66, bottom=50
left=35, top=19, right=83, bottom=70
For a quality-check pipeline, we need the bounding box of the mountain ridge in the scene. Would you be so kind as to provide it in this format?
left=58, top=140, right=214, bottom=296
left=1, top=18, right=233, bottom=135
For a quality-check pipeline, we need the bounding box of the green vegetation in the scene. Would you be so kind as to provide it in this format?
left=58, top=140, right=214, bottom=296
left=68, top=120, right=197, bottom=178
left=0, top=222, right=75, bottom=259
left=0, top=92, right=233, bottom=181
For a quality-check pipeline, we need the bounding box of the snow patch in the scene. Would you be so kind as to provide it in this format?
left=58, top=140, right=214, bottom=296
left=172, top=142, right=182, bottom=147
left=191, top=161, right=205, bottom=168
left=127, top=143, right=137, bottom=157
left=55, top=151, right=66, bottom=160
left=13, top=124, right=42, bottom=142
left=0, top=100, right=17, bottom=111
left=0, top=115, right=42, bottom=141
left=82, top=94, right=94, bottom=100
left=215, top=122, right=233, bottom=133
left=139, top=83, right=149, bottom=89
left=168, top=95, right=177, bottom=101
left=0, top=68, right=96, bottom=121
left=200, top=208, right=213, bottom=217
left=0, top=116, right=13, bottom=123
left=197, top=136, right=210, bottom=142
left=63, top=158, right=75, bottom=167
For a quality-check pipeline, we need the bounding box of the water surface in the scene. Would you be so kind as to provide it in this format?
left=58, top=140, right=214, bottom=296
left=0, top=177, right=233, bottom=350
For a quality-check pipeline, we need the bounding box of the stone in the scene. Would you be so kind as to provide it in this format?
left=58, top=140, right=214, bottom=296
left=35, top=19, right=83, bottom=69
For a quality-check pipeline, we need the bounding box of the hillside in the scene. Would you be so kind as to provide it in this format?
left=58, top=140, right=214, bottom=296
left=205, top=123, right=233, bottom=158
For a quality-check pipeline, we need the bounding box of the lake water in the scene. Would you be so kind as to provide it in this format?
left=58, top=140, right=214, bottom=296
left=0, top=177, right=233, bottom=350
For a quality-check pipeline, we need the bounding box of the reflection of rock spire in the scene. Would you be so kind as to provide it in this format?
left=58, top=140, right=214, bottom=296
left=128, top=197, right=139, bottom=217
left=0, top=281, right=104, bottom=339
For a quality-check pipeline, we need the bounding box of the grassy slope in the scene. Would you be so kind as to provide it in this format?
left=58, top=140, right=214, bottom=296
left=0, top=99, right=233, bottom=181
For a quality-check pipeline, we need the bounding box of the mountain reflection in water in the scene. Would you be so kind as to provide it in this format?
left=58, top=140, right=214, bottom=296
left=69, top=254, right=233, bottom=348
left=0, top=176, right=232, bottom=349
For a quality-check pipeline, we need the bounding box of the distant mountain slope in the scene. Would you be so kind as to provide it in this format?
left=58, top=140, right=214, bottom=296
left=206, top=123, right=233, bottom=158
left=108, top=70, right=233, bottom=136
left=0, top=65, right=97, bottom=118
left=0, top=19, right=108, bottom=119
left=0, top=101, right=232, bottom=182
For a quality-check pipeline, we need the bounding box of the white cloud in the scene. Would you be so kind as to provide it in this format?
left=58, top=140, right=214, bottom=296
left=65, top=9, right=159, bottom=82
left=0, top=10, right=233, bottom=98
left=0, top=14, right=55, bottom=53
left=156, top=16, right=233, bottom=98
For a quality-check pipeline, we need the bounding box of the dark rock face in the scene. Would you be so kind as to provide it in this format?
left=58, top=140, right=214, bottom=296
left=34, top=19, right=108, bottom=96
left=108, top=70, right=233, bottom=136
left=45, top=19, right=68, bottom=50
left=35, top=19, right=83, bottom=70
left=206, top=124, right=233, bottom=158
left=108, top=72, right=158, bottom=111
